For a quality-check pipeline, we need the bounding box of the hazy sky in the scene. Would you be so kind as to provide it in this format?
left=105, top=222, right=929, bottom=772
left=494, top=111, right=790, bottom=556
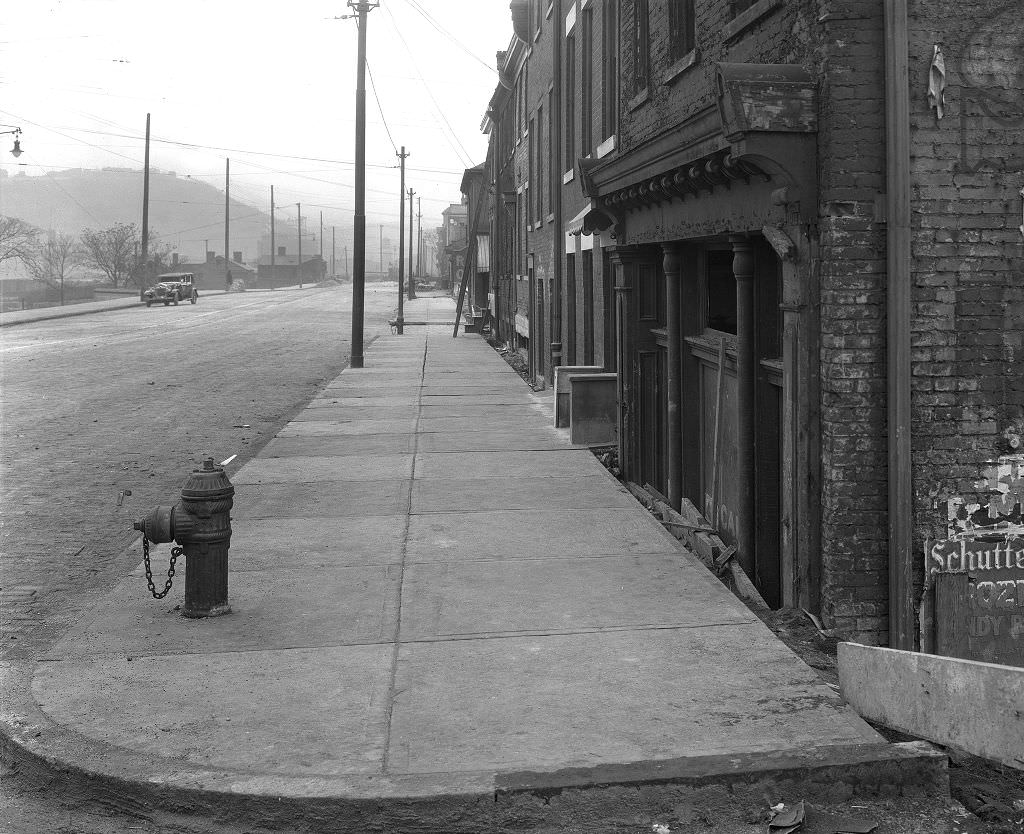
left=1, top=0, right=511, bottom=246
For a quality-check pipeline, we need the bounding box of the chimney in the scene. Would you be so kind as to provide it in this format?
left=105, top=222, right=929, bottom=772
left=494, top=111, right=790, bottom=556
left=233, top=250, right=242, bottom=263
left=206, top=251, right=215, bottom=264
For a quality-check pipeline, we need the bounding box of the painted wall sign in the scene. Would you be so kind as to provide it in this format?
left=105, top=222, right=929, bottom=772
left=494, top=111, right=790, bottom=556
left=928, top=537, right=1024, bottom=667
left=947, top=454, right=1024, bottom=538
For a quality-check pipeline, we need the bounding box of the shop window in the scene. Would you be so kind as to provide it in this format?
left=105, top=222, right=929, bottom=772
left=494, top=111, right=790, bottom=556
left=706, top=249, right=737, bottom=334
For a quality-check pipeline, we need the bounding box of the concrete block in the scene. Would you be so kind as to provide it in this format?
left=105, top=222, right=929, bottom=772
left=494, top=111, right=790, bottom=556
left=838, top=643, right=1024, bottom=769
left=569, top=373, right=617, bottom=446
left=553, top=365, right=604, bottom=427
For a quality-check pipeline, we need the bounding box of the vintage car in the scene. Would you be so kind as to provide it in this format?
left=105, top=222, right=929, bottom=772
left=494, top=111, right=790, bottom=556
left=143, top=272, right=198, bottom=307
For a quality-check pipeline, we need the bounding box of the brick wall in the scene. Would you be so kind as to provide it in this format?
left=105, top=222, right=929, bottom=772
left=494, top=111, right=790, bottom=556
left=814, top=3, right=891, bottom=642
left=907, top=1, right=1024, bottom=541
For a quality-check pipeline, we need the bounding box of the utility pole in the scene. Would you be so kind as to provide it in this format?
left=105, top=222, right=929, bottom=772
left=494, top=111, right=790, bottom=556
left=379, top=224, right=383, bottom=274
left=140, top=113, right=151, bottom=299
left=349, top=0, right=378, bottom=369
left=397, top=146, right=408, bottom=333
left=407, top=187, right=416, bottom=299
left=344, top=246, right=349, bottom=278
left=270, top=185, right=276, bottom=290
left=332, top=226, right=336, bottom=278
left=224, top=158, right=230, bottom=280
left=297, top=202, right=303, bottom=289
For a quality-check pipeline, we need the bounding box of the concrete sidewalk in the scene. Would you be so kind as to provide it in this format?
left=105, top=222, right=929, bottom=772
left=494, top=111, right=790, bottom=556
left=0, top=295, right=944, bottom=832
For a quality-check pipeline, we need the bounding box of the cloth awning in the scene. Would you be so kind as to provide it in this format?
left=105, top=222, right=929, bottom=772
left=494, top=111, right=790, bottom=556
left=566, top=204, right=590, bottom=236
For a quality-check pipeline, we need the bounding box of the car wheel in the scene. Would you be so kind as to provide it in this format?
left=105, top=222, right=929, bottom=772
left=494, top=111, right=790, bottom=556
left=146, top=301, right=152, bottom=307
left=173, top=295, right=179, bottom=306
left=164, top=300, right=170, bottom=306
left=190, top=293, right=197, bottom=304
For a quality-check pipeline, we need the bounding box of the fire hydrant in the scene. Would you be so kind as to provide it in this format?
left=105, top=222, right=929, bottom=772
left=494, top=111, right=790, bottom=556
left=134, top=457, right=234, bottom=618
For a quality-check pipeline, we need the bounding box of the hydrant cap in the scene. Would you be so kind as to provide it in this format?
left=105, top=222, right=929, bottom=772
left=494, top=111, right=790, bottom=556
left=180, top=457, right=234, bottom=501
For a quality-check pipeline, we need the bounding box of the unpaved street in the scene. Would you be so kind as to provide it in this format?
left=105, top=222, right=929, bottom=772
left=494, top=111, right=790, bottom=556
left=0, top=283, right=399, bottom=833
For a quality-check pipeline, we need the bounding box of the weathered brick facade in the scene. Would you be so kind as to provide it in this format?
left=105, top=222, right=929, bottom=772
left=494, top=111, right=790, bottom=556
left=477, top=0, right=1023, bottom=646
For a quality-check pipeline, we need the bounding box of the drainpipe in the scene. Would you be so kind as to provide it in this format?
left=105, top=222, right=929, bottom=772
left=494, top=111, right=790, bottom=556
left=884, top=0, right=914, bottom=650
left=550, top=0, right=564, bottom=380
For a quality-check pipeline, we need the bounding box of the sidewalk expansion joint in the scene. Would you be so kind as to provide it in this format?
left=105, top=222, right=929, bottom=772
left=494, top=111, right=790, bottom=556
left=381, top=333, right=429, bottom=775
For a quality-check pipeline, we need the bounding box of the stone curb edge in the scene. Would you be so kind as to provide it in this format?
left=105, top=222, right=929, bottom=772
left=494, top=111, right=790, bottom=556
left=1, top=657, right=949, bottom=833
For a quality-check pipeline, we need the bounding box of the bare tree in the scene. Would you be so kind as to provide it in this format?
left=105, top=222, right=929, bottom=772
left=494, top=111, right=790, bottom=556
left=0, top=215, right=39, bottom=266
left=24, top=232, right=80, bottom=305
left=80, top=222, right=141, bottom=288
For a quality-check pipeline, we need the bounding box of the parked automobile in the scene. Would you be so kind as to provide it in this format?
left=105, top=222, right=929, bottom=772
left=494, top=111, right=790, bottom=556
left=143, top=272, right=198, bottom=307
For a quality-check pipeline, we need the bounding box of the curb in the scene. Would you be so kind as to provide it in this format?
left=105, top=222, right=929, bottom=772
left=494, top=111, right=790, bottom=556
left=1, top=656, right=948, bottom=833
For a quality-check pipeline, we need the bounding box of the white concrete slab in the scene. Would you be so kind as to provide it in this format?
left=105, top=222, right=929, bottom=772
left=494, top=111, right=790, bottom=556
left=839, top=643, right=1024, bottom=770
left=405, top=508, right=679, bottom=562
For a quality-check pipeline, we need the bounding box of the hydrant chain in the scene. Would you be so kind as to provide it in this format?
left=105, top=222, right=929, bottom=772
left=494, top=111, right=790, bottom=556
left=142, top=536, right=183, bottom=599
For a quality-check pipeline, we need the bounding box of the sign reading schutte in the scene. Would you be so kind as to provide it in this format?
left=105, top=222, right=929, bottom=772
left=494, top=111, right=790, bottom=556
left=929, top=537, right=1024, bottom=667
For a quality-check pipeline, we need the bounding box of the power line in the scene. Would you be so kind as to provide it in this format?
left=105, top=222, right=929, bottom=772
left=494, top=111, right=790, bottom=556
left=383, top=3, right=475, bottom=169
left=24, top=119, right=466, bottom=175
left=399, top=0, right=498, bottom=77
left=366, top=59, right=398, bottom=155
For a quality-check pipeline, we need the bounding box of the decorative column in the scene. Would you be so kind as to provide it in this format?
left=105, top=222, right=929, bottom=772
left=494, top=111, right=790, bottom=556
left=663, top=243, right=683, bottom=510
left=731, top=235, right=757, bottom=578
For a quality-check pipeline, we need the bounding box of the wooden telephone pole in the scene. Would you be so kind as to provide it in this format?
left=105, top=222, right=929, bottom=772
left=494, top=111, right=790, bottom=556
left=397, top=146, right=408, bottom=333
left=349, top=0, right=379, bottom=368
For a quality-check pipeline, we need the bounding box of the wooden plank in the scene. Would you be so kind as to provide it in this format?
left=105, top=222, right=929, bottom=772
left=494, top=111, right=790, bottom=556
left=709, top=338, right=726, bottom=529
left=934, top=572, right=970, bottom=661
left=839, top=643, right=1024, bottom=770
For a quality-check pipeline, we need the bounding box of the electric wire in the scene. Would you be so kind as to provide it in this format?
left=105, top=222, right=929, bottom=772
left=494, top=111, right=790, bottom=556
left=366, top=59, right=398, bottom=155
left=382, top=3, right=475, bottom=169
left=399, top=0, right=497, bottom=77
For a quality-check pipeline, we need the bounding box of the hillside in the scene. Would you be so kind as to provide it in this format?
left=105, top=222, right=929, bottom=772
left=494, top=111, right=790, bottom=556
left=0, top=168, right=342, bottom=264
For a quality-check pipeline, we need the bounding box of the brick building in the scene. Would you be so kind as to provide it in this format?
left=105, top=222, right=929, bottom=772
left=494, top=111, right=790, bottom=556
left=474, top=0, right=1023, bottom=647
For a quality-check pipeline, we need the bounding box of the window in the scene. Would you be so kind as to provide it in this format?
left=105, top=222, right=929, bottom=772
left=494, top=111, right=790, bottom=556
left=536, top=104, right=544, bottom=221
left=633, top=0, right=649, bottom=95
left=706, top=250, right=737, bottom=334
left=565, top=34, right=576, bottom=170
left=602, top=0, right=618, bottom=137
left=528, top=116, right=535, bottom=221
left=580, top=8, right=593, bottom=156
left=669, top=0, right=695, bottom=61
left=548, top=90, right=554, bottom=214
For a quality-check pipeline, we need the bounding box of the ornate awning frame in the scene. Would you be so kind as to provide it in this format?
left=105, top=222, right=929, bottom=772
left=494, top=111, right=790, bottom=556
left=577, top=63, right=818, bottom=238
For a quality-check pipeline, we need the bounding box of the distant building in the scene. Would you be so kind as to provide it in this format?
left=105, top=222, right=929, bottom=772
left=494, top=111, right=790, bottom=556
left=171, top=252, right=254, bottom=289
left=255, top=246, right=326, bottom=287
left=439, top=201, right=468, bottom=291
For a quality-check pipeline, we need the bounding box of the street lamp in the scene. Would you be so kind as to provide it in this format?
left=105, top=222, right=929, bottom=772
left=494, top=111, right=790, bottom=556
left=0, top=127, right=23, bottom=157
